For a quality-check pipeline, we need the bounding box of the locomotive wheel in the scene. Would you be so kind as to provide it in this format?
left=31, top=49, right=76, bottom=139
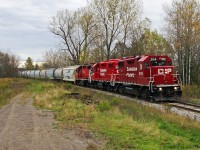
left=141, top=88, right=149, bottom=99
left=93, top=83, right=97, bottom=89
left=150, top=97, right=155, bottom=102
left=119, top=86, right=125, bottom=94
left=114, top=85, right=119, bottom=92
left=106, top=85, right=111, bottom=91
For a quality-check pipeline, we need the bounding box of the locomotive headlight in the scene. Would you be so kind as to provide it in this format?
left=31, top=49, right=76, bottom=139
left=174, top=87, right=178, bottom=91
left=159, top=87, right=162, bottom=91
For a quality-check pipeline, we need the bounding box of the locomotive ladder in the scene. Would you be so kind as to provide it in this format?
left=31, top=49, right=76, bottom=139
left=149, top=68, right=154, bottom=92
left=110, top=74, right=116, bottom=86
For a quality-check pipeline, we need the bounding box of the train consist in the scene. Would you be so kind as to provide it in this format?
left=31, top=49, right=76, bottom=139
left=19, top=55, right=182, bottom=101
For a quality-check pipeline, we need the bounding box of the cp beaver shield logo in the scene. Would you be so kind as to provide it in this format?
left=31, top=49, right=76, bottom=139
left=158, top=68, right=172, bottom=74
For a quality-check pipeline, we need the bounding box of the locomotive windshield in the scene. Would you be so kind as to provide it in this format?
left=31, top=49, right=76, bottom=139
left=151, top=60, right=166, bottom=66
left=150, top=57, right=171, bottom=66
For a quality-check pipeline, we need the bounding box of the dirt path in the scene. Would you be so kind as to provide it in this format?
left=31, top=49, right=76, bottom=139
left=0, top=94, right=98, bottom=150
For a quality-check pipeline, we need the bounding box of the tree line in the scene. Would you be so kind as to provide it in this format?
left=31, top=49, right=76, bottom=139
left=0, top=52, right=40, bottom=77
left=0, top=51, right=19, bottom=77
left=164, top=0, right=200, bottom=85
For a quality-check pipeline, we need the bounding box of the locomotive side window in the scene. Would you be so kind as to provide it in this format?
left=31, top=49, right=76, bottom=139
left=144, top=62, right=149, bottom=68
left=108, top=63, right=113, bottom=68
left=101, top=64, right=106, bottom=67
left=118, top=62, right=124, bottom=68
left=127, top=60, right=134, bottom=64
left=87, top=66, right=91, bottom=69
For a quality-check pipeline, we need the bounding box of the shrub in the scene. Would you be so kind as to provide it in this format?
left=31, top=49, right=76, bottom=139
left=110, top=98, right=120, bottom=106
left=64, top=83, right=73, bottom=89
left=97, top=101, right=111, bottom=112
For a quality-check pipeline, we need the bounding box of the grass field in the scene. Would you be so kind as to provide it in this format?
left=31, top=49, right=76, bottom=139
left=26, top=80, right=200, bottom=150
left=0, top=78, right=31, bottom=108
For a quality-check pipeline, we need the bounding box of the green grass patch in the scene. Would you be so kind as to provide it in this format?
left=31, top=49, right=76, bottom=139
left=32, top=81, right=200, bottom=150
left=26, top=79, right=55, bottom=94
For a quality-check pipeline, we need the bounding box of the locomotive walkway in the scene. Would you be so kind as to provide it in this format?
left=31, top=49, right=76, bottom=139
left=0, top=94, right=96, bottom=150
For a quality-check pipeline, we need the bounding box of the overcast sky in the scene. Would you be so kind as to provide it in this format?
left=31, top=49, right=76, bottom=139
left=0, top=0, right=173, bottom=61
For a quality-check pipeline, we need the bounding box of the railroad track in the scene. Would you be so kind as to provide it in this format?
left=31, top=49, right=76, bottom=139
left=167, top=101, right=200, bottom=113
left=79, top=85, right=200, bottom=111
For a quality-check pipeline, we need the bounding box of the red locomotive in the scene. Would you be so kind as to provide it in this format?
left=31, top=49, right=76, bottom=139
left=89, top=59, right=120, bottom=89
left=75, top=65, right=92, bottom=86
left=76, top=55, right=182, bottom=101
left=114, top=55, right=182, bottom=101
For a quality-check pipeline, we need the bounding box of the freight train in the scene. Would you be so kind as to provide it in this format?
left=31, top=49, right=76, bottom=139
left=19, top=55, right=182, bottom=102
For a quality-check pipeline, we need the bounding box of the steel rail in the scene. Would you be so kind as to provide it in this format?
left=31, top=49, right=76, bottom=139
left=167, top=102, right=200, bottom=113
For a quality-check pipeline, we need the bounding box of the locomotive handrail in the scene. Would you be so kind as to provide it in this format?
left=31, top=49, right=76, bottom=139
left=173, top=71, right=182, bottom=86
left=149, top=68, right=154, bottom=92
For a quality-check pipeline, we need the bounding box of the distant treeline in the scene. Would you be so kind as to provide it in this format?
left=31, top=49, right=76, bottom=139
left=0, top=51, right=19, bottom=77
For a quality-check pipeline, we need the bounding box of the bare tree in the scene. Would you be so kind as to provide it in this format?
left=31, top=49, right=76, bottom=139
left=91, top=0, right=123, bottom=60
left=43, top=49, right=70, bottom=68
left=49, top=8, right=95, bottom=65
left=90, top=0, right=142, bottom=59
left=130, top=17, right=151, bottom=55
left=119, top=0, right=142, bottom=57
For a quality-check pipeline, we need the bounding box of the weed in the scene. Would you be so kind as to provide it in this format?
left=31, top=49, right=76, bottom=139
left=109, top=97, right=120, bottom=106
left=97, top=101, right=111, bottom=112
left=64, top=82, right=73, bottom=89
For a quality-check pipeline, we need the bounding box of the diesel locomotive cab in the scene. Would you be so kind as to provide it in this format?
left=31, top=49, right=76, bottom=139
left=147, top=56, right=182, bottom=101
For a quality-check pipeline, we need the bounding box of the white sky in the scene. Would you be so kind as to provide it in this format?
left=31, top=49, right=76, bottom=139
left=0, top=0, right=173, bottom=61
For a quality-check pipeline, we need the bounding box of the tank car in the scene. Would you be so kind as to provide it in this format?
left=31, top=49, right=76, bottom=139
left=40, top=70, right=47, bottom=78
left=46, top=68, right=55, bottom=79
left=34, top=70, right=40, bottom=78
left=26, top=71, right=31, bottom=78
left=21, top=71, right=27, bottom=77
left=54, top=68, right=63, bottom=80
left=29, top=70, right=35, bottom=78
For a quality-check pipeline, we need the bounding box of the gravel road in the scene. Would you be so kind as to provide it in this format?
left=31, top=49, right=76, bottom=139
left=0, top=94, right=97, bottom=150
